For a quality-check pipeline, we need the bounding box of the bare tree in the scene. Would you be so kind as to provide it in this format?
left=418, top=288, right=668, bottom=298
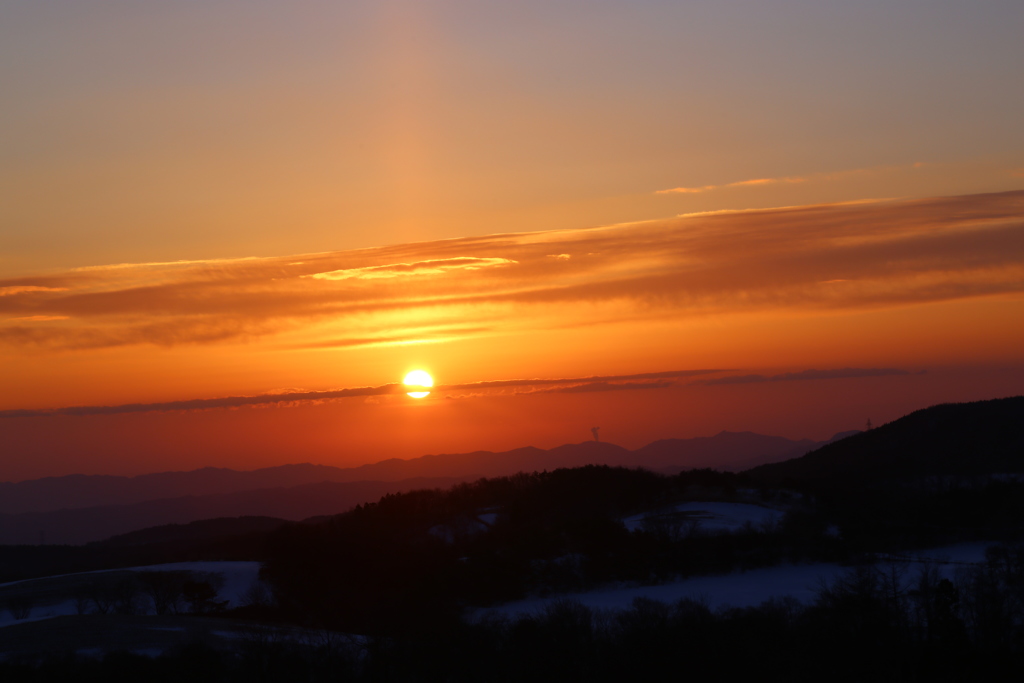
left=6, top=595, right=33, bottom=620
left=183, top=572, right=228, bottom=614
left=89, top=582, right=116, bottom=615
left=240, top=579, right=274, bottom=609
left=112, top=577, right=143, bottom=615
left=73, top=588, right=92, bottom=615
left=138, top=571, right=188, bottom=615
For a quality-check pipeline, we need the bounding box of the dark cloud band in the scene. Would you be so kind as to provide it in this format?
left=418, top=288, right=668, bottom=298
left=0, top=367, right=919, bottom=418
left=0, top=369, right=722, bottom=418
left=699, top=368, right=915, bottom=386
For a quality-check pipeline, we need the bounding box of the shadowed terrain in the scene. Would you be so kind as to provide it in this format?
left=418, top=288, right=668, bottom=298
left=0, top=431, right=845, bottom=545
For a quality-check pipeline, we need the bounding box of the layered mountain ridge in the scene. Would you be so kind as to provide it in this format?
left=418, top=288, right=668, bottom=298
left=0, top=430, right=847, bottom=545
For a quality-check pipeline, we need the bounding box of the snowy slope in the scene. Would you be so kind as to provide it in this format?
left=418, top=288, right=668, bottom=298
left=481, top=542, right=994, bottom=618
left=622, top=501, right=784, bottom=533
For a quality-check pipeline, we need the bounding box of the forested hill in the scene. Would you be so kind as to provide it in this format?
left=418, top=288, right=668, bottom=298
left=746, top=396, right=1024, bottom=487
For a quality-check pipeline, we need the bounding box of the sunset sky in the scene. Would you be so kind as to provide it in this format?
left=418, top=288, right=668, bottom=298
left=2, top=1, right=1023, bottom=481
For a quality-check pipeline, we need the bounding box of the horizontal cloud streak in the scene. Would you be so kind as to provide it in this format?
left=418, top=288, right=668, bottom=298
left=441, top=369, right=723, bottom=392
left=0, top=385, right=403, bottom=418
left=308, top=257, right=516, bottom=281
left=699, top=368, right=914, bottom=386
left=1, top=190, right=1022, bottom=351
left=550, top=380, right=675, bottom=393
left=0, top=366, right=926, bottom=417
left=0, top=286, right=69, bottom=296
left=657, top=176, right=806, bottom=194
left=0, top=369, right=721, bottom=418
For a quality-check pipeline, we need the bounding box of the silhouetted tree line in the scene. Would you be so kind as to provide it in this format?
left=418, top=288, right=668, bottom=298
left=798, top=476, right=1024, bottom=556
left=5, top=544, right=1024, bottom=682
left=72, top=571, right=229, bottom=616
left=259, top=466, right=845, bottom=634
left=2, top=571, right=227, bottom=622
left=258, top=464, right=1024, bottom=636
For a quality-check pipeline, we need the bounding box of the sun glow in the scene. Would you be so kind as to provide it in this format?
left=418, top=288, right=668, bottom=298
left=403, top=370, right=434, bottom=398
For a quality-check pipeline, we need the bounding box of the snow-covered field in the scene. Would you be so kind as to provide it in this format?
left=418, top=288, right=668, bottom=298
left=3, top=544, right=1000, bottom=630
left=0, top=561, right=262, bottom=628
left=480, top=542, right=995, bottom=619
left=0, top=599, right=77, bottom=628
left=873, top=542, right=992, bottom=566
left=484, top=563, right=848, bottom=616
left=622, top=501, right=784, bottom=533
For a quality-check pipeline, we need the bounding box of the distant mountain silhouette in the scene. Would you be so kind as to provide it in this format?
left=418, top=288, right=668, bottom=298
left=0, top=431, right=844, bottom=517
left=0, top=431, right=856, bottom=544
left=635, top=431, right=859, bottom=473
left=0, top=477, right=469, bottom=545
left=746, top=396, right=1024, bottom=487
left=0, top=463, right=362, bottom=515
left=14, top=389, right=1020, bottom=549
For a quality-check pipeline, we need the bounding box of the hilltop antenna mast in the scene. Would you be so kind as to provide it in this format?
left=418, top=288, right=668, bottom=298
left=866, top=418, right=873, bottom=431
left=591, top=427, right=600, bottom=442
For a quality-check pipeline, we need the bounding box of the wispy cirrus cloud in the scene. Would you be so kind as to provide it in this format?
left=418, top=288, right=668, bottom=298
left=656, top=161, right=943, bottom=195
left=289, top=325, right=492, bottom=350
left=0, top=286, right=69, bottom=297
left=1, top=190, right=1022, bottom=352
left=307, top=257, right=516, bottom=281
left=656, top=176, right=806, bottom=194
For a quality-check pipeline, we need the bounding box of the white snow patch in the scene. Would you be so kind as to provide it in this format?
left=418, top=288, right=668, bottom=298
left=429, top=520, right=489, bottom=544
left=623, top=502, right=783, bottom=533
left=873, top=542, right=992, bottom=566
left=481, top=541, right=998, bottom=619
left=212, top=629, right=246, bottom=641
left=0, top=599, right=78, bottom=628
left=483, top=563, right=848, bottom=617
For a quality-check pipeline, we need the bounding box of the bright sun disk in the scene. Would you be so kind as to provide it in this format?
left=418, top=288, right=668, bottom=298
left=403, top=370, right=433, bottom=398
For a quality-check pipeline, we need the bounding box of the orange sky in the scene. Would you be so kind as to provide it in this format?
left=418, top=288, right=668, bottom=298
left=2, top=192, right=1024, bottom=480
left=1, top=2, right=1023, bottom=481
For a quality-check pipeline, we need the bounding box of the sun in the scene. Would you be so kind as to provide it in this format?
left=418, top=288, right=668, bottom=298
left=403, top=370, right=433, bottom=398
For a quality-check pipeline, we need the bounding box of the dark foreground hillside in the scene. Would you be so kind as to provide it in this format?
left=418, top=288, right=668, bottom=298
left=4, top=545, right=1024, bottom=682
left=4, top=396, right=1024, bottom=681
left=748, top=395, right=1024, bottom=487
